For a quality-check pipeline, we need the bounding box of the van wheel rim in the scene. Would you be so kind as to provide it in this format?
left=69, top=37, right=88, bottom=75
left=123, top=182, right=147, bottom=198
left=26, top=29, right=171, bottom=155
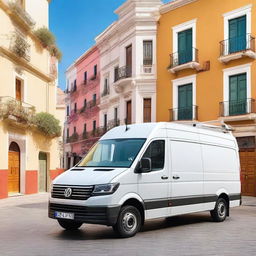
left=122, top=212, right=137, bottom=232
left=218, top=202, right=226, bottom=218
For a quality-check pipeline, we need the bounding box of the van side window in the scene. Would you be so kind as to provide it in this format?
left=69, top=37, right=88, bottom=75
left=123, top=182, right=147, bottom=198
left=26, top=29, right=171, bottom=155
left=142, top=140, right=165, bottom=171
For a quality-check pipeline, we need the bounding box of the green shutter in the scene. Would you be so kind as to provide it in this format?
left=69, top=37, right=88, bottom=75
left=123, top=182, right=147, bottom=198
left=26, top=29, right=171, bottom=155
left=178, top=84, right=193, bottom=120
left=229, top=73, right=247, bottom=115
left=178, top=29, right=192, bottom=64
left=229, top=15, right=246, bottom=53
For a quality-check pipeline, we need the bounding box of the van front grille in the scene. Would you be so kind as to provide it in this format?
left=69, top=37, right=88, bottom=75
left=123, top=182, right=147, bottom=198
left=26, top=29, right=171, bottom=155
left=51, top=185, right=94, bottom=200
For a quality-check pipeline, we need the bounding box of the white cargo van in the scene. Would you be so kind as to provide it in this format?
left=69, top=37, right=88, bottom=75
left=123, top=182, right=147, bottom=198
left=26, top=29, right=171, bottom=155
left=49, top=122, right=241, bottom=238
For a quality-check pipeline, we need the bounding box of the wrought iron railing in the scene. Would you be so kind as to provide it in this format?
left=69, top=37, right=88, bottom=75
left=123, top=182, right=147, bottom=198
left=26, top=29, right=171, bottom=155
left=220, top=34, right=255, bottom=57
left=114, top=66, right=132, bottom=82
left=169, top=105, right=198, bottom=121
left=219, top=98, right=255, bottom=117
left=169, top=47, right=198, bottom=69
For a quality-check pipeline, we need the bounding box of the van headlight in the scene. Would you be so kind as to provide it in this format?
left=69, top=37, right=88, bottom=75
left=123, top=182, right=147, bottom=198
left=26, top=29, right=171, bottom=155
left=92, top=183, right=120, bottom=196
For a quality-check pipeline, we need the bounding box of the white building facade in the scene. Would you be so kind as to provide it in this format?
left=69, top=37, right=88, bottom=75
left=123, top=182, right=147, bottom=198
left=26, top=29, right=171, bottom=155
left=96, top=0, right=161, bottom=127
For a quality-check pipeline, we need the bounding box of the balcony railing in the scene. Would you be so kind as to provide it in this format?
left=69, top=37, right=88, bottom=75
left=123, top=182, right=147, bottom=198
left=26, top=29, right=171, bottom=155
left=80, top=99, right=100, bottom=114
left=0, top=96, right=35, bottom=123
left=8, top=0, right=35, bottom=29
left=114, top=66, right=132, bottom=82
left=220, top=34, right=255, bottom=57
left=10, top=32, right=31, bottom=61
left=169, top=105, right=198, bottom=121
left=219, top=98, right=255, bottom=117
left=169, top=47, right=198, bottom=69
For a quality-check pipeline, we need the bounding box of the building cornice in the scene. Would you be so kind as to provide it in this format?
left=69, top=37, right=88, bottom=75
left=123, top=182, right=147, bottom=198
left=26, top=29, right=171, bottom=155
left=160, top=0, right=198, bottom=14
left=0, top=46, right=54, bottom=83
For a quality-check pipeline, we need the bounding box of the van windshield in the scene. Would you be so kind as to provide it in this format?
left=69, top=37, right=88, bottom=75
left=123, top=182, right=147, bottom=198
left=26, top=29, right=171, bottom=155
left=77, top=139, right=146, bottom=168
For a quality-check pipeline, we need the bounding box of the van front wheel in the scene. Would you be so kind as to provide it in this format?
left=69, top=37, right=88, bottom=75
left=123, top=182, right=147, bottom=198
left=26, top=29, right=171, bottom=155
left=57, top=219, right=83, bottom=230
left=211, top=198, right=228, bottom=222
left=113, top=205, right=141, bottom=238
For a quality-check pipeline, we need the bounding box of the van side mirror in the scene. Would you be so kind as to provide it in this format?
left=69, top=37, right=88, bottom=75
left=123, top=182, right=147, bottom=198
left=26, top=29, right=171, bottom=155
left=135, top=158, right=152, bottom=173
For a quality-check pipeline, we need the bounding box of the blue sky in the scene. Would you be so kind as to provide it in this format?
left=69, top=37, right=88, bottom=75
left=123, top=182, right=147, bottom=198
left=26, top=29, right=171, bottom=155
left=49, top=0, right=169, bottom=89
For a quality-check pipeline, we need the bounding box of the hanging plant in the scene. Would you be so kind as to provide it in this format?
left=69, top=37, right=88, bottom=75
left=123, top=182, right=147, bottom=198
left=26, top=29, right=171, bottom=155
left=34, top=27, right=56, bottom=48
left=49, top=45, right=62, bottom=61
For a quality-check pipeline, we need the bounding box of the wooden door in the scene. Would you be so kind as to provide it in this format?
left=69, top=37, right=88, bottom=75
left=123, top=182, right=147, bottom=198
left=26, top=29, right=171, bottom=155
left=240, top=151, right=256, bottom=196
left=39, top=152, right=47, bottom=192
left=126, top=45, right=132, bottom=77
left=126, top=101, right=132, bottom=124
left=8, top=142, right=20, bottom=194
left=16, top=79, right=22, bottom=101
left=143, top=98, right=151, bottom=123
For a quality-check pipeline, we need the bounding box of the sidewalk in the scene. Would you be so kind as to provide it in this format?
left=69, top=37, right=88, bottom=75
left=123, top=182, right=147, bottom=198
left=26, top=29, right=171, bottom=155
left=0, top=193, right=49, bottom=208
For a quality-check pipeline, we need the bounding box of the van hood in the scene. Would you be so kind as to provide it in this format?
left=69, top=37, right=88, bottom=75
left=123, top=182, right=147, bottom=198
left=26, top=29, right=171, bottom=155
left=53, top=167, right=128, bottom=186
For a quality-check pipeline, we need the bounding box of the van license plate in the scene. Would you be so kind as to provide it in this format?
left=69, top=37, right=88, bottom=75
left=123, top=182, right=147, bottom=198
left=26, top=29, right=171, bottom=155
left=54, top=211, right=74, bottom=220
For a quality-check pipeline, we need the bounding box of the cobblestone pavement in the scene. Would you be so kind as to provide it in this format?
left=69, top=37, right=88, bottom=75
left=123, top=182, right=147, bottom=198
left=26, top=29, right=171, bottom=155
left=0, top=194, right=255, bottom=256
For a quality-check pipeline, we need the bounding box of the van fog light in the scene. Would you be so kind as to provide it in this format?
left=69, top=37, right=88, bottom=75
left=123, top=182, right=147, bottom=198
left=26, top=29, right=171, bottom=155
left=92, top=183, right=120, bottom=196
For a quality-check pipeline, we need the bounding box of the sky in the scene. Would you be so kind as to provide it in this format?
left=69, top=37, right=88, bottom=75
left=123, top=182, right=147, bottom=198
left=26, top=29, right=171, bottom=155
left=49, top=0, right=170, bottom=90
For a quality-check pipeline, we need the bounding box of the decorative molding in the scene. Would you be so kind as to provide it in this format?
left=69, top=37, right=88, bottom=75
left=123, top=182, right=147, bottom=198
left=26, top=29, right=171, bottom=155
left=160, top=0, right=198, bottom=14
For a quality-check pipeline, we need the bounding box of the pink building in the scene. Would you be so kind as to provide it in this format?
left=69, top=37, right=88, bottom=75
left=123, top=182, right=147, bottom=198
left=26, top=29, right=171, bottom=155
left=64, top=46, right=100, bottom=167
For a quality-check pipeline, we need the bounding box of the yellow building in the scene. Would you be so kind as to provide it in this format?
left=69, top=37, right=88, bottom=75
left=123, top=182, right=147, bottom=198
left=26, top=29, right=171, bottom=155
left=157, top=0, right=256, bottom=196
left=0, top=0, right=64, bottom=198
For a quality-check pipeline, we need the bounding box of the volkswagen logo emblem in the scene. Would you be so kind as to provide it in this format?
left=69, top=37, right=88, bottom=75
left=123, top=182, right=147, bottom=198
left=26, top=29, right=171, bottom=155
left=64, top=187, right=72, bottom=198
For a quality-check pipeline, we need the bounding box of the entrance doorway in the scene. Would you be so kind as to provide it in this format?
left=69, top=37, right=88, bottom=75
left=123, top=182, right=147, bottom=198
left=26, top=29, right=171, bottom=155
left=143, top=98, right=152, bottom=123
left=126, top=100, right=132, bottom=124
left=8, top=142, right=20, bottom=194
left=39, top=152, right=47, bottom=192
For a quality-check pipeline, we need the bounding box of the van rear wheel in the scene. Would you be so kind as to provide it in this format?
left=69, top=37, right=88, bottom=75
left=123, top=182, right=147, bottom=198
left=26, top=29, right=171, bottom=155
left=113, top=205, right=141, bottom=238
left=57, top=219, right=83, bottom=230
left=211, top=198, right=228, bottom=222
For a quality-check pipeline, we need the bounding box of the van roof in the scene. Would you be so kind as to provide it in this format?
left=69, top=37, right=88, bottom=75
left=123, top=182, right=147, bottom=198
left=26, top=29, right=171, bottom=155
left=100, top=122, right=235, bottom=142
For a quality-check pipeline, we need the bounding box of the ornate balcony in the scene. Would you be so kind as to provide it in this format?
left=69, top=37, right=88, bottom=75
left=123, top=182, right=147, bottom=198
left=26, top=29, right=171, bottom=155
left=219, top=98, right=256, bottom=121
left=7, top=0, right=35, bottom=30
left=168, top=48, right=200, bottom=73
left=114, top=66, right=132, bottom=82
left=0, top=96, right=35, bottom=125
left=10, top=32, right=31, bottom=61
left=169, top=105, right=198, bottom=121
left=219, top=34, right=256, bottom=63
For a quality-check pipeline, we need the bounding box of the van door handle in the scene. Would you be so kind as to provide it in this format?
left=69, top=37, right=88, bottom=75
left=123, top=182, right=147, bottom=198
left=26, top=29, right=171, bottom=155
left=161, top=176, right=168, bottom=180
left=173, top=175, right=180, bottom=180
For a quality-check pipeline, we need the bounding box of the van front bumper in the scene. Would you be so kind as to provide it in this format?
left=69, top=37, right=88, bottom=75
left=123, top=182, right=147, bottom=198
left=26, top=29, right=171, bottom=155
left=49, top=203, right=121, bottom=226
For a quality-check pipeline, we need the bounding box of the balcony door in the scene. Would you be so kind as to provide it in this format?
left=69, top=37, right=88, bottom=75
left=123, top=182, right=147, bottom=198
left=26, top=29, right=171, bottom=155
left=126, top=100, right=132, bottom=124
left=16, top=79, right=22, bottom=101
left=229, top=73, right=247, bottom=116
left=178, top=29, right=192, bottom=65
left=229, top=15, right=246, bottom=54
left=143, top=98, right=151, bottom=123
left=126, top=45, right=132, bottom=77
left=178, top=84, right=192, bottom=120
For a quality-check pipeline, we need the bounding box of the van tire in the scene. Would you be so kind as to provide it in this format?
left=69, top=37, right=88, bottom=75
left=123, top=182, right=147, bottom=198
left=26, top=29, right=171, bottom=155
left=113, top=205, right=141, bottom=238
left=57, top=219, right=83, bottom=230
left=210, top=198, right=228, bottom=222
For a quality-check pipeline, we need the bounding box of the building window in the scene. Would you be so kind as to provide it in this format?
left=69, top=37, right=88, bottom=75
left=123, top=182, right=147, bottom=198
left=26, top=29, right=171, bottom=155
left=93, top=94, right=96, bottom=106
left=74, top=80, right=77, bottom=91
left=172, top=75, right=197, bottom=121
left=67, top=128, right=69, bottom=139
left=172, top=19, right=197, bottom=65
left=74, top=127, right=76, bottom=133
left=93, top=120, right=96, bottom=132
left=84, top=71, right=87, bottom=84
left=114, top=107, right=118, bottom=125
left=114, top=66, right=119, bottom=82
left=143, top=41, right=153, bottom=65
left=222, top=64, right=251, bottom=117
left=84, top=99, right=87, bottom=108
left=223, top=5, right=252, bottom=55
left=83, top=123, right=87, bottom=133
left=15, top=78, right=23, bottom=101
left=74, top=103, right=77, bottom=113
left=94, top=65, right=97, bottom=77
left=103, top=78, right=109, bottom=96
left=66, top=106, right=70, bottom=116
left=104, top=114, right=107, bottom=130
